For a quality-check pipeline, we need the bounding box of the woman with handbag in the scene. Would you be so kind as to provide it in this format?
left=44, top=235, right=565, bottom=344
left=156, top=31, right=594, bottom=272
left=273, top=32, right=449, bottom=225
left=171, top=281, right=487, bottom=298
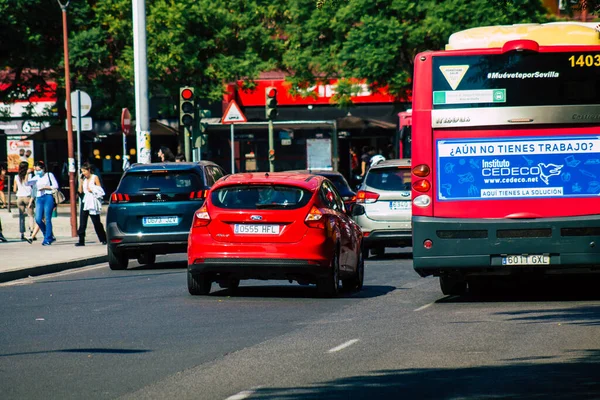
left=31, top=161, right=58, bottom=246
left=76, top=162, right=107, bottom=246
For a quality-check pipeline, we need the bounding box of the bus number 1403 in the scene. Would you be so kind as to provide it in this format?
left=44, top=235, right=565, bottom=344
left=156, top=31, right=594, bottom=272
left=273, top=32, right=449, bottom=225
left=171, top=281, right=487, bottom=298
left=569, top=54, right=600, bottom=67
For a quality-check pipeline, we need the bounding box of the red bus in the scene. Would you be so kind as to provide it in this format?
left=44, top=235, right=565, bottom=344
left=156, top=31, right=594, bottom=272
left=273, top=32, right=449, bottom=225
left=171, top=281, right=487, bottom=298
left=410, top=23, right=600, bottom=295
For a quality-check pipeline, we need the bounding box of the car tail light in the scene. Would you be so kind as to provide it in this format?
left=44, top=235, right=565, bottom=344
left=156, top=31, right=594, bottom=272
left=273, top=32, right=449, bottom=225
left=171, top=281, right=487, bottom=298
left=412, top=179, right=431, bottom=193
left=110, top=193, right=130, bottom=203
left=305, top=206, right=325, bottom=229
left=189, top=190, right=208, bottom=200
left=355, top=190, right=380, bottom=204
left=192, top=205, right=211, bottom=228
left=412, top=164, right=430, bottom=177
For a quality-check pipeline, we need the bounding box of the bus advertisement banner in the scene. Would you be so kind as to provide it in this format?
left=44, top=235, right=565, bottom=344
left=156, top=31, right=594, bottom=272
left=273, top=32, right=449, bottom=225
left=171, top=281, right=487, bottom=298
left=436, top=136, right=600, bottom=200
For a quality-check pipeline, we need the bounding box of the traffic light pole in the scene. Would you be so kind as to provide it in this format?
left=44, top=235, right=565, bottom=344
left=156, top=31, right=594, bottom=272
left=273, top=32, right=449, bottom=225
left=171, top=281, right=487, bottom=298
left=184, top=126, right=191, bottom=162
left=268, top=119, right=275, bottom=172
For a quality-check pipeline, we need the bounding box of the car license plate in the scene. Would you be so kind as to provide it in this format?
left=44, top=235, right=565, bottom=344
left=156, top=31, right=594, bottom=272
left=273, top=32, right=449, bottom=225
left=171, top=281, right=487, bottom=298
left=390, top=201, right=411, bottom=210
left=142, top=216, right=179, bottom=227
left=502, top=255, right=550, bottom=266
left=234, top=224, right=280, bottom=235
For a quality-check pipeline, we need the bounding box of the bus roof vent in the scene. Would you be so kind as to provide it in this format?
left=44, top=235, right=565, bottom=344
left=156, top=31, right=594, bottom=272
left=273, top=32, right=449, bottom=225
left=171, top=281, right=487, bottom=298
left=502, top=39, right=539, bottom=53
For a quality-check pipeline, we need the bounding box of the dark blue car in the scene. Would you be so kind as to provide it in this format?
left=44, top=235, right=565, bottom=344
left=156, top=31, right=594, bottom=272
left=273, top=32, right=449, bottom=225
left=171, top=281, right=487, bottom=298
left=106, top=161, right=226, bottom=270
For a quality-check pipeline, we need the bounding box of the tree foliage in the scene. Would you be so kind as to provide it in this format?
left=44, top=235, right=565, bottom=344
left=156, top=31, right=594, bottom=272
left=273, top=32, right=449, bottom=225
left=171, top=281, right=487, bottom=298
left=0, top=0, right=591, bottom=121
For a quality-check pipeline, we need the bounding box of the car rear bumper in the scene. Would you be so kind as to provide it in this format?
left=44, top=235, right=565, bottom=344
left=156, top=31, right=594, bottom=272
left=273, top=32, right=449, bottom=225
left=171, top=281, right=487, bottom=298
left=189, top=258, right=330, bottom=282
left=413, top=215, right=600, bottom=277
left=363, top=229, right=412, bottom=248
left=106, top=222, right=189, bottom=255
left=187, top=230, right=334, bottom=280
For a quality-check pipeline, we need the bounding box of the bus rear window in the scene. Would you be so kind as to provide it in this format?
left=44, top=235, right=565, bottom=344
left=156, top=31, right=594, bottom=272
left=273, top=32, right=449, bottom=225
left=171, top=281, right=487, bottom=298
left=433, top=51, right=600, bottom=108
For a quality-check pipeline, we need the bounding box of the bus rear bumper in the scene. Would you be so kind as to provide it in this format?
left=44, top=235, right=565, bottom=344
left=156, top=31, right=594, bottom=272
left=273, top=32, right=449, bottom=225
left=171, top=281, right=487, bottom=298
left=412, top=215, right=600, bottom=277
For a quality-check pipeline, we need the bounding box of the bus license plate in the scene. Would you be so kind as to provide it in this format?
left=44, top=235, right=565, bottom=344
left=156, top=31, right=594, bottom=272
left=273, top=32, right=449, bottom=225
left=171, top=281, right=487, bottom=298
left=234, top=224, right=280, bottom=235
left=502, top=255, right=550, bottom=266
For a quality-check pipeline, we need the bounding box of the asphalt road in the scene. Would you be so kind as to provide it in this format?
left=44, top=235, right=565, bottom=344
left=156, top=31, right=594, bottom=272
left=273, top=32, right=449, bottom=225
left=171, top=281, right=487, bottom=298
left=1, top=249, right=599, bottom=400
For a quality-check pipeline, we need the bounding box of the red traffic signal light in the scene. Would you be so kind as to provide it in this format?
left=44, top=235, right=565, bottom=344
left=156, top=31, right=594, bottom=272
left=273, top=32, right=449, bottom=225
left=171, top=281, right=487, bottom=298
left=265, top=86, right=278, bottom=120
left=181, top=88, right=194, bottom=100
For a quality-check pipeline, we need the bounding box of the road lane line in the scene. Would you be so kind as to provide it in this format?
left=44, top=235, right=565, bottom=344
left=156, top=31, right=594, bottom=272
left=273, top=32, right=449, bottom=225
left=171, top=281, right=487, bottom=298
left=327, top=339, right=360, bottom=353
left=413, top=302, right=435, bottom=312
left=225, top=389, right=256, bottom=400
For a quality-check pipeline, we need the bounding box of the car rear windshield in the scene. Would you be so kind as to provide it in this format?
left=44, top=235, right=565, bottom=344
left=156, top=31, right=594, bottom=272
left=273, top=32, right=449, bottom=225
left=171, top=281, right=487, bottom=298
left=211, top=185, right=312, bottom=209
left=366, top=167, right=411, bottom=191
left=119, top=171, right=204, bottom=193
left=320, top=174, right=351, bottom=193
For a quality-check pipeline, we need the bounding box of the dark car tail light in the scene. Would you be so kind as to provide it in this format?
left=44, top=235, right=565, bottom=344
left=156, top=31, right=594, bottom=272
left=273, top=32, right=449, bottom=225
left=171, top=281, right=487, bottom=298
left=355, top=190, right=379, bottom=204
left=110, top=193, right=130, bottom=203
left=305, top=206, right=325, bottom=229
left=189, top=190, right=208, bottom=200
left=192, top=205, right=211, bottom=228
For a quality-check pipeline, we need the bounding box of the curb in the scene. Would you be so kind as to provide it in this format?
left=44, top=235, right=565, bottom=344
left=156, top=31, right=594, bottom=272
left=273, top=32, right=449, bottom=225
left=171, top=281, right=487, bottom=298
left=0, top=255, right=108, bottom=283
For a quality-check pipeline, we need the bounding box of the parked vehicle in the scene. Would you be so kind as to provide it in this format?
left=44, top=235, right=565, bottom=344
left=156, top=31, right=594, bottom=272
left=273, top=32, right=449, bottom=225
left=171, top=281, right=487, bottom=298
left=106, top=161, right=227, bottom=270
left=286, top=170, right=356, bottom=208
left=352, top=159, right=412, bottom=257
left=187, top=172, right=364, bottom=297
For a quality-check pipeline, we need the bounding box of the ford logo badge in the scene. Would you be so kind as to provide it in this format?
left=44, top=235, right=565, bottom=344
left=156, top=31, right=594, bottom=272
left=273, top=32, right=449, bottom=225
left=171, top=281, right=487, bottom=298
left=250, top=215, right=262, bottom=220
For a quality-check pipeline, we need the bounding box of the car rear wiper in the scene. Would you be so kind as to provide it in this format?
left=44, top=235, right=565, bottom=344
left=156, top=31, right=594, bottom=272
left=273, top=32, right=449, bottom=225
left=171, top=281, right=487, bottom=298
left=139, top=187, right=161, bottom=192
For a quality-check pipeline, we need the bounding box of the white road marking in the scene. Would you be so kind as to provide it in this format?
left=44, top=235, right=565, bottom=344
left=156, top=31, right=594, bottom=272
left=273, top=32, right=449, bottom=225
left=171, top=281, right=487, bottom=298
left=225, top=389, right=256, bottom=400
left=0, top=265, right=107, bottom=287
left=413, top=302, right=434, bottom=312
left=327, top=339, right=360, bottom=353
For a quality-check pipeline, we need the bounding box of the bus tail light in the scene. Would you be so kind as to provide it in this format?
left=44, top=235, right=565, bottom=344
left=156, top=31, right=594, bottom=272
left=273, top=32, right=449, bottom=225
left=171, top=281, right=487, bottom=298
left=192, top=206, right=211, bottom=228
left=412, top=164, right=430, bottom=177
left=413, top=195, right=431, bottom=207
left=413, top=179, right=431, bottom=193
left=423, top=239, right=433, bottom=249
left=355, top=190, right=380, bottom=204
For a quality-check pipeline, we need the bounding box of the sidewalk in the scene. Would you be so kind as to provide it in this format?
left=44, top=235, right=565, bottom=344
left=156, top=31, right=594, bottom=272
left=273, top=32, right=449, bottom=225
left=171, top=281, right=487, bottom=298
left=0, top=204, right=108, bottom=283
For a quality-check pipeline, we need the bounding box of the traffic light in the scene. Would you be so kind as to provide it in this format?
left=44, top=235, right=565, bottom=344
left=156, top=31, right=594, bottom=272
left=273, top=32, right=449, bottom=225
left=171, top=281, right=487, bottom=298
left=180, top=87, right=195, bottom=127
left=265, top=87, right=278, bottom=120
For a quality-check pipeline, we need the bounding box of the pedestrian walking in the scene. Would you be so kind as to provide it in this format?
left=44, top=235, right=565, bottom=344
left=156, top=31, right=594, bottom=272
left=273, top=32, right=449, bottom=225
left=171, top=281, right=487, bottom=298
left=76, top=162, right=107, bottom=246
left=0, top=164, right=7, bottom=208
left=360, top=146, right=376, bottom=179
left=12, top=161, right=34, bottom=243
left=158, top=146, right=176, bottom=162
left=175, top=153, right=186, bottom=162
left=31, top=161, right=58, bottom=246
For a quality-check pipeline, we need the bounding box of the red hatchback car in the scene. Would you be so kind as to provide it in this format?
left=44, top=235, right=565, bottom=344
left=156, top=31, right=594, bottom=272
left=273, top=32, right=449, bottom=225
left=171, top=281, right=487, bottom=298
left=187, top=172, right=364, bottom=297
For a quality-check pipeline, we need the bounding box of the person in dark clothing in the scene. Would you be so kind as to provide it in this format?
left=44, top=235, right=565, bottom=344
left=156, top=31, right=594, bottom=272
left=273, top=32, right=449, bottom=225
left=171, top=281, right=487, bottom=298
left=76, top=163, right=107, bottom=246
left=158, top=146, right=176, bottom=162
left=360, top=146, right=376, bottom=179
left=175, top=153, right=186, bottom=162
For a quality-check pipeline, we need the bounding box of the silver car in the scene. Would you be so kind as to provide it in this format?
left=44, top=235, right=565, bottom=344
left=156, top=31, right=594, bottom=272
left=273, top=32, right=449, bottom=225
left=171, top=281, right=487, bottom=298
left=351, top=159, right=412, bottom=256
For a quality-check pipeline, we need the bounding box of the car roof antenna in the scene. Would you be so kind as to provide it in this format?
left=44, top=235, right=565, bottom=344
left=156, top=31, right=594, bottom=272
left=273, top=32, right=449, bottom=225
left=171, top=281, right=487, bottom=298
left=265, top=172, right=269, bottom=178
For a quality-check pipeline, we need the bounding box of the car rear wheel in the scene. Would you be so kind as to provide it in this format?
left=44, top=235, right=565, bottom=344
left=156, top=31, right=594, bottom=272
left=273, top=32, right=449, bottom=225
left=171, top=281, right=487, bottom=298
left=137, top=253, right=156, bottom=265
left=439, top=275, right=467, bottom=296
left=188, top=271, right=212, bottom=295
left=317, top=250, right=340, bottom=297
left=108, top=247, right=128, bottom=270
left=343, top=247, right=364, bottom=291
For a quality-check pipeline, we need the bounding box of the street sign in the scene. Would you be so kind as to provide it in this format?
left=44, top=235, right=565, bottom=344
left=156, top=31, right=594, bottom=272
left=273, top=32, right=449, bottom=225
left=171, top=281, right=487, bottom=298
left=221, top=100, right=247, bottom=124
left=121, top=108, right=132, bottom=135
left=66, top=117, right=93, bottom=131
left=66, top=91, right=92, bottom=117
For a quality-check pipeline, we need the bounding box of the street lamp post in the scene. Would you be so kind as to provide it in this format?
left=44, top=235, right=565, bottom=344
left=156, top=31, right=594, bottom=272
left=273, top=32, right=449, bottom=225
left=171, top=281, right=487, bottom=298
left=57, top=0, right=77, bottom=237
